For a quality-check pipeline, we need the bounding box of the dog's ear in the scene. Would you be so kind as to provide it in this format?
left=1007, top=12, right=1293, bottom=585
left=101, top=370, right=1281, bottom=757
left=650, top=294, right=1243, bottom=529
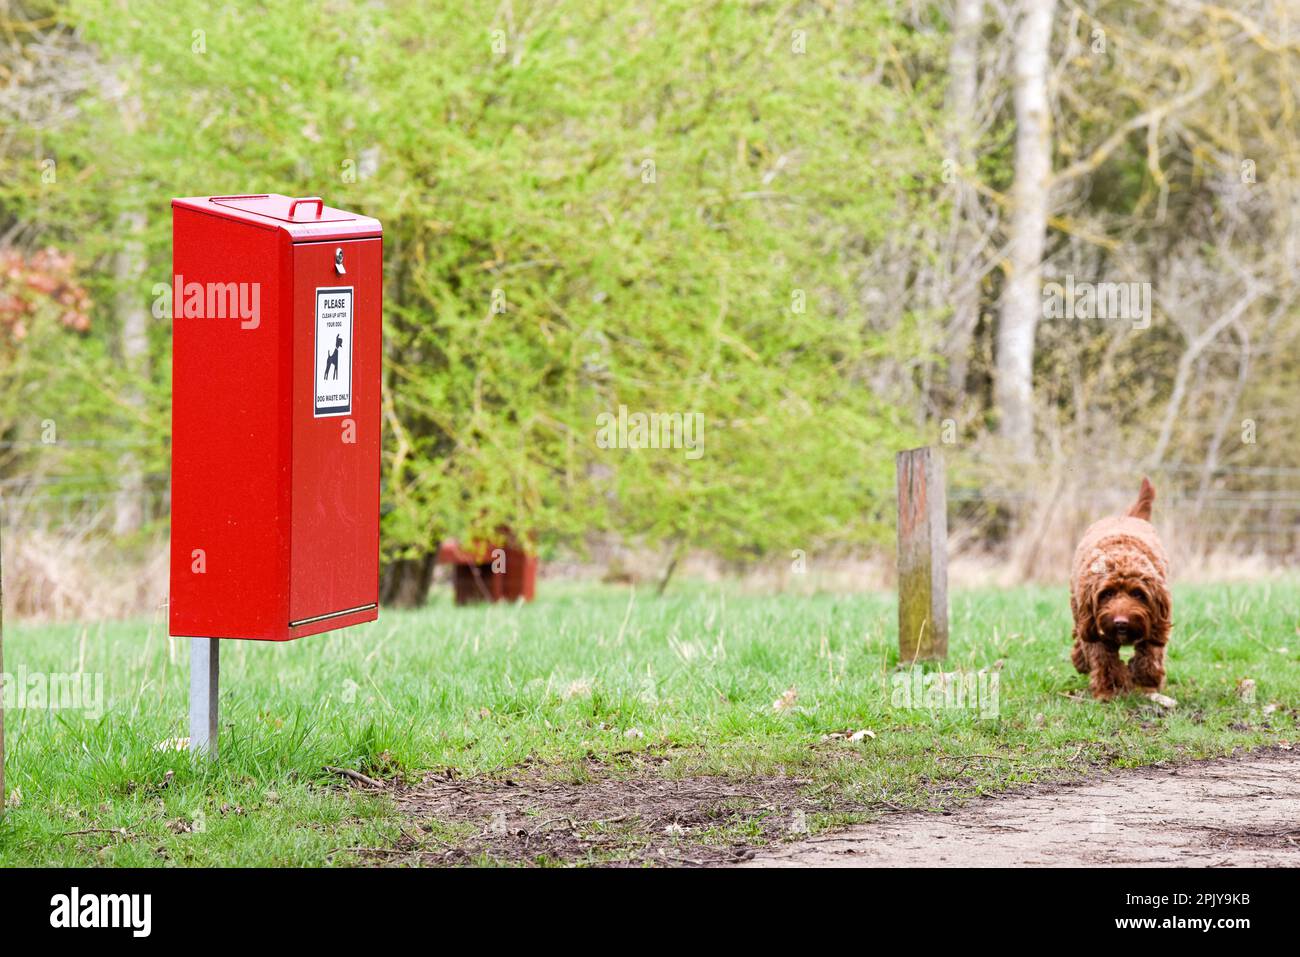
left=1072, top=578, right=1099, bottom=641
left=1146, top=582, right=1172, bottom=642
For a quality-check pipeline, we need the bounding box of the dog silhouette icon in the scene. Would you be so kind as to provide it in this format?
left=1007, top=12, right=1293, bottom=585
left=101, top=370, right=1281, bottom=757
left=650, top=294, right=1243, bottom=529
left=325, top=334, right=343, bottom=380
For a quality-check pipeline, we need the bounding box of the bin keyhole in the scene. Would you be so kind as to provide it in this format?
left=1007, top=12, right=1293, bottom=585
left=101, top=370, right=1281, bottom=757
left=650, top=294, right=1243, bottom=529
left=335, top=248, right=346, bottom=275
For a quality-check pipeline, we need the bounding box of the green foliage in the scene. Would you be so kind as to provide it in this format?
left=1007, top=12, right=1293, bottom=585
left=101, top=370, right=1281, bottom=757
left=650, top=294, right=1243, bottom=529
left=366, top=1, right=934, bottom=556
left=15, top=0, right=939, bottom=559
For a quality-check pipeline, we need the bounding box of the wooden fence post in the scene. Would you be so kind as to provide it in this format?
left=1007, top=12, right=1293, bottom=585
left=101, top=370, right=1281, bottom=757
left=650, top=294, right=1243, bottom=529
left=896, top=446, right=948, bottom=661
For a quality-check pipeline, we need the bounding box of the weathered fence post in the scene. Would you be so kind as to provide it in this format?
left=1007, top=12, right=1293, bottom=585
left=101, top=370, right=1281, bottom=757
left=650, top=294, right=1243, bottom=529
left=896, top=446, right=948, bottom=661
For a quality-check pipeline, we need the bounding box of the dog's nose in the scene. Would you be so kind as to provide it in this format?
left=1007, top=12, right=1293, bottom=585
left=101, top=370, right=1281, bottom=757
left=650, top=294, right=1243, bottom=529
left=1112, top=616, right=1130, bottom=628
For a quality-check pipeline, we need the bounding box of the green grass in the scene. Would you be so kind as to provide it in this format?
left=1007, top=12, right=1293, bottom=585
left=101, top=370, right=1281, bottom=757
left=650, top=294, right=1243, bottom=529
left=1, top=580, right=1297, bottom=865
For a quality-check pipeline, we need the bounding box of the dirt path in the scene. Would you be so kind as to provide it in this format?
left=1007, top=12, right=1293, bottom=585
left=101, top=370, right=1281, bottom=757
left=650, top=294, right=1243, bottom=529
left=742, top=748, right=1300, bottom=867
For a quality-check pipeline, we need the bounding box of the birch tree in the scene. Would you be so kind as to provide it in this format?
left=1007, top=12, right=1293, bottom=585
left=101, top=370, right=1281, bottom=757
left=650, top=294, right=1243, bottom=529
left=995, top=0, right=1057, bottom=462
left=943, top=0, right=985, bottom=396
left=112, top=200, right=148, bottom=536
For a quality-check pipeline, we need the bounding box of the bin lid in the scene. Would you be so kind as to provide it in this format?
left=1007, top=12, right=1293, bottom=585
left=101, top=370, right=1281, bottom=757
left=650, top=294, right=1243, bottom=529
left=210, top=194, right=355, bottom=223
left=172, top=194, right=382, bottom=241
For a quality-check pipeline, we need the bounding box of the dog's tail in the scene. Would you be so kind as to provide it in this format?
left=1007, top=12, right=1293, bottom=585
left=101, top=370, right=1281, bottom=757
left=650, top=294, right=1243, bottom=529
left=1127, top=476, right=1155, bottom=520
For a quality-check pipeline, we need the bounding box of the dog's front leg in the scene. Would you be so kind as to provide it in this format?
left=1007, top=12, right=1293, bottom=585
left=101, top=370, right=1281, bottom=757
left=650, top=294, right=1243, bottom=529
left=1070, top=637, right=1089, bottom=674
left=1085, top=639, right=1131, bottom=701
left=1129, top=640, right=1166, bottom=692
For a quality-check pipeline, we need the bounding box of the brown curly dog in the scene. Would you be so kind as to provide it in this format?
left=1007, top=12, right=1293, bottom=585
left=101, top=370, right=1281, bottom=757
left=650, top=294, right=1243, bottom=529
left=1069, top=477, right=1172, bottom=700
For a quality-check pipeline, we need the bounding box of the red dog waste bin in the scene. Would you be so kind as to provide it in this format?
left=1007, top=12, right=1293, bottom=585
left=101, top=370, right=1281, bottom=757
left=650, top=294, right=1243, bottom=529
left=169, top=194, right=382, bottom=641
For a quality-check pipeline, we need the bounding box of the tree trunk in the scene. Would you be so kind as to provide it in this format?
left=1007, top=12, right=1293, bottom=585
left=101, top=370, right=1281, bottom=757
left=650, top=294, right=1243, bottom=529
left=113, top=210, right=148, bottom=534
left=1196, top=321, right=1250, bottom=510
left=1149, top=289, right=1260, bottom=468
left=995, top=0, right=1057, bottom=462
left=380, top=552, right=438, bottom=608
left=945, top=0, right=984, bottom=396
left=655, top=544, right=683, bottom=598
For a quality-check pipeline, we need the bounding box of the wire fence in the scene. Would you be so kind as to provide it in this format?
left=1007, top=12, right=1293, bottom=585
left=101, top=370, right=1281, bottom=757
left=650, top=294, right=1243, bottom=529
left=1, top=460, right=1297, bottom=560
left=0, top=438, right=167, bottom=530
left=0, top=474, right=170, bottom=531
left=950, top=463, right=1300, bottom=561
